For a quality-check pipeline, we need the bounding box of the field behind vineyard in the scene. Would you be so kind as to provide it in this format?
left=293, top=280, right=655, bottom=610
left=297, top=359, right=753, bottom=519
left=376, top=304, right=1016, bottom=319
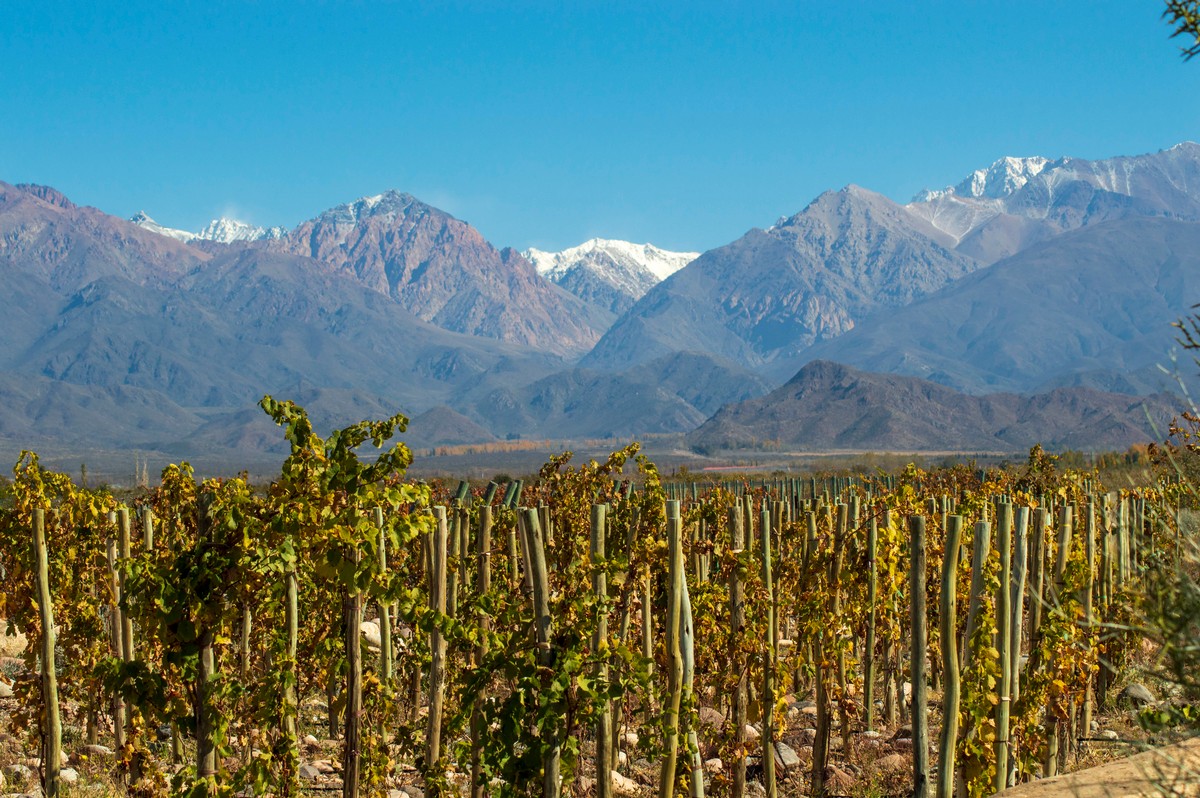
left=0, top=403, right=1195, bottom=798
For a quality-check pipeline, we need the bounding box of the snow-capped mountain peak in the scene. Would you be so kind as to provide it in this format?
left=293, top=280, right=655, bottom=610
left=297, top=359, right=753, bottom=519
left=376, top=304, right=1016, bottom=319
left=912, top=155, right=1050, bottom=203
left=956, top=156, right=1050, bottom=199
left=317, top=190, right=423, bottom=226
left=130, top=212, right=286, bottom=243
left=526, top=238, right=697, bottom=282
left=905, top=154, right=1052, bottom=244
left=524, top=238, right=699, bottom=315
left=129, top=211, right=195, bottom=242
left=197, top=217, right=286, bottom=243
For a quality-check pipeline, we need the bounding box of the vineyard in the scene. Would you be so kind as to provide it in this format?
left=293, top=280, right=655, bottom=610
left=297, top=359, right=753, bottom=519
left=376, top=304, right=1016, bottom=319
left=0, top=398, right=1194, bottom=798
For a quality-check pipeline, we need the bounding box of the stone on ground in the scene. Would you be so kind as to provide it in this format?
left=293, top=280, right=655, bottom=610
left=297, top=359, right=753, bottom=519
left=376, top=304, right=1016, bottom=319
left=1118, top=683, right=1156, bottom=708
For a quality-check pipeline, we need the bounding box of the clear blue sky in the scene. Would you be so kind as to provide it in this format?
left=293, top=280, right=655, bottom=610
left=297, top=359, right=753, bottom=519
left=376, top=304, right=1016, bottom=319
left=3, top=1, right=1198, bottom=253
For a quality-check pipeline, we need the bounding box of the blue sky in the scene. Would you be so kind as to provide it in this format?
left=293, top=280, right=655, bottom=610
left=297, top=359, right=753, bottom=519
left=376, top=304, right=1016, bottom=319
left=3, top=1, right=1198, bottom=252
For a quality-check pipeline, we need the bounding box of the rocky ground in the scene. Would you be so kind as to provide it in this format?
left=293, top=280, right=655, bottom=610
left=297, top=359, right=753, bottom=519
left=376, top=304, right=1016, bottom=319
left=0, top=630, right=1190, bottom=798
left=0, top=679, right=1180, bottom=798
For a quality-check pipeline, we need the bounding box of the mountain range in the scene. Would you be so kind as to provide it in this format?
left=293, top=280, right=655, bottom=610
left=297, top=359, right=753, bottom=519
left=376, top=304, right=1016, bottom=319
left=131, top=211, right=287, bottom=243
left=3, top=142, right=1197, bottom=470
left=590, top=143, right=1200, bottom=385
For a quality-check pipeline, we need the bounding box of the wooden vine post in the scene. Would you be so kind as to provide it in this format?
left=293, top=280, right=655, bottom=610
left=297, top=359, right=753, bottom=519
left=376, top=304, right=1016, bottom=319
left=761, top=505, right=777, bottom=798
left=1007, top=506, right=1030, bottom=788
left=909, top=514, right=930, bottom=798
left=196, top=494, right=219, bottom=786
left=1097, top=497, right=1114, bottom=711
left=611, top=504, right=638, bottom=773
left=428, top=506, right=449, bottom=793
left=116, top=506, right=146, bottom=782
left=994, top=503, right=1012, bottom=794
left=833, top=503, right=852, bottom=762
left=962, top=520, right=991, bottom=672
left=659, top=500, right=685, bottom=798
left=33, top=509, right=62, bottom=798
left=471, top=505, right=493, bottom=798
left=864, top=512, right=878, bottom=731
left=142, top=505, right=154, bottom=549
left=937, top=515, right=962, bottom=798
left=283, top=565, right=300, bottom=788
left=375, top=506, right=394, bottom=682
left=641, top=540, right=654, bottom=674
left=522, top=508, right=559, bottom=798
left=681, top=542, right=703, bottom=798
left=447, top=507, right=462, bottom=618
left=1045, top=504, right=1073, bottom=777
left=728, top=502, right=747, bottom=798
left=1029, top=508, right=1048, bottom=655
left=507, top=494, right=521, bottom=588
left=105, top=523, right=127, bottom=754
left=118, top=508, right=136, bottom=665
left=592, top=504, right=612, bottom=798
left=1082, top=501, right=1097, bottom=741
left=343, top=540, right=363, bottom=798
left=882, top=509, right=899, bottom=726
left=812, top=510, right=832, bottom=797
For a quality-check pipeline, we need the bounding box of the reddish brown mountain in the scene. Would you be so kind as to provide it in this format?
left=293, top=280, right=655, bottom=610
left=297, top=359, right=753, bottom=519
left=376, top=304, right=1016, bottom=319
left=0, top=182, right=207, bottom=290
left=688, top=360, right=1180, bottom=453
left=263, top=191, right=608, bottom=356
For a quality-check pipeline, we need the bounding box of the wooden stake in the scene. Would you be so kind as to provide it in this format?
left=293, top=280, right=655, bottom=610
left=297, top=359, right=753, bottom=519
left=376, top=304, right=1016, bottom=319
left=761, top=505, right=777, bottom=798
left=593, top=505, right=612, bottom=798
left=728, top=502, right=747, bottom=798
left=936, top=515, right=962, bottom=798
left=33, top=509, right=62, bottom=798
left=375, top=507, right=393, bottom=682
left=865, top=512, right=878, bottom=731
left=995, top=503, right=1012, bottom=794
left=472, top=506, right=493, bottom=798
left=909, top=515, right=930, bottom=798
left=659, top=501, right=684, bottom=798
left=343, top=543, right=363, bottom=798
left=427, top=507, right=449, bottom=791
left=523, top=509, right=559, bottom=798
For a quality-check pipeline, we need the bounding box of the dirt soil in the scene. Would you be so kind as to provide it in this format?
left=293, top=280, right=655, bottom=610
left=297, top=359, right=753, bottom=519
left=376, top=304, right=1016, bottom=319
left=999, top=736, right=1200, bottom=798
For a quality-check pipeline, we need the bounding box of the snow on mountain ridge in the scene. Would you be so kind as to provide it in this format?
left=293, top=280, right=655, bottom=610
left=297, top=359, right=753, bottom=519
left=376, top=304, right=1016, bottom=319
left=197, top=218, right=286, bottom=243
left=912, top=155, right=1050, bottom=203
left=524, top=238, right=699, bottom=315
left=906, top=154, right=1066, bottom=243
left=131, top=212, right=285, bottom=243
left=958, top=156, right=1050, bottom=199
left=129, top=211, right=195, bottom=242
left=905, top=143, right=1200, bottom=261
left=526, top=238, right=697, bottom=282
left=316, top=190, right=423, bottom=226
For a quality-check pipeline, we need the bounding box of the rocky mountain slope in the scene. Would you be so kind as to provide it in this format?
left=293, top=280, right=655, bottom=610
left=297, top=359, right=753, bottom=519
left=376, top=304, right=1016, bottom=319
left=906, top=143, right=1200, bottom=263
left=524, top=238, right=697, bottom=315
left=688, top=360, right=1180, bottom=453
left=261, top=191, right=609, bottom=355
left=583, top=185, right=978, bottom=376
left=468, top=351, right=771, bottom=440
left=799, top=217, right=1200, bottom=396
left=584, top=143, right=1200, bottom=396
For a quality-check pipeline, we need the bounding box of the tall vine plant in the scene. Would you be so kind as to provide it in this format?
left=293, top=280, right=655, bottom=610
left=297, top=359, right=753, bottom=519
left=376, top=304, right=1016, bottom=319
left=261, top=396, right=432, bottom=796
